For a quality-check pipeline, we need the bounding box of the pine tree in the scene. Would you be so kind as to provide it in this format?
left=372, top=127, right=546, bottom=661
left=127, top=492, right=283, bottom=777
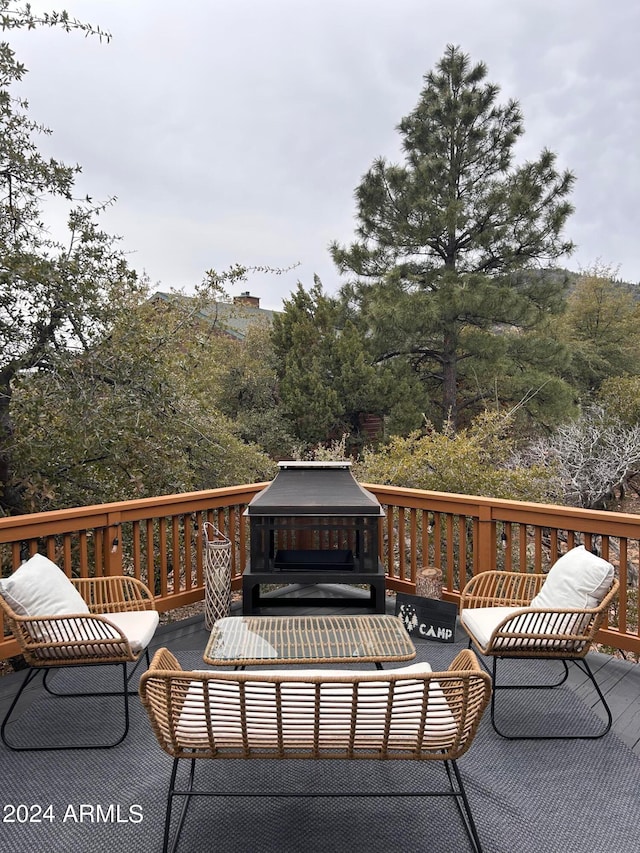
left=331, top=45, right=576, bottom=430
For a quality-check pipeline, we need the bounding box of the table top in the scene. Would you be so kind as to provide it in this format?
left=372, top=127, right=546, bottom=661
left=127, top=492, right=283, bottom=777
left=203, top=614, right=416, bottom=667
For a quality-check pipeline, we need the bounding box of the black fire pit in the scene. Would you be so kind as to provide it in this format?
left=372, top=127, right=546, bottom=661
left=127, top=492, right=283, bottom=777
left=242, top=461, right=386, bottom=614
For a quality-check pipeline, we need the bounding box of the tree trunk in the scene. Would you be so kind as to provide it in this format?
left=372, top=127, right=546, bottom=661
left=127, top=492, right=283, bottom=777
left=441, top=332, right=458, bottom=430
left=0, top=369, right=23, bottom=515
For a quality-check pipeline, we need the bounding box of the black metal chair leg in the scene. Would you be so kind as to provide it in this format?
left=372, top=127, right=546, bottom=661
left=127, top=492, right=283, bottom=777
left=42, top=651, right=149, bottom=698
left=489, top=656, right=570, bottom=691
left=1, top=662, right=130, bottom=751
left=164, top=758, right=196, bottom=853
left=489, top=655, right=612, bottom=740
left=444, top=759, right=484, bottom=853
left=468, top=640, right=570, bottom=688
left=574, top=656, right=613, bottom=737
left=159, top=759, right=484, bottom=853
left=1, top=667, right=41, bottom=749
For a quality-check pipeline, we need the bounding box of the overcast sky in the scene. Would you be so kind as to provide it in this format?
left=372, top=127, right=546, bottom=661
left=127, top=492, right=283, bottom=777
left=7, top=0, right=640, bottom=309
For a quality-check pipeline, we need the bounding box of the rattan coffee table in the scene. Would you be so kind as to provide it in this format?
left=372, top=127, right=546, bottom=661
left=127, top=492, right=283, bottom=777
left=203, top=614, right=416, bottom=669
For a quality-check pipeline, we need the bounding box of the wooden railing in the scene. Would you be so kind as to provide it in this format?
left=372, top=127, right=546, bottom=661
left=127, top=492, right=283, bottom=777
left=373, top=485, right=640, bottom=655
left=0, top=485, right=264, bottom=659
left=1, top=483, right=639, bottom=658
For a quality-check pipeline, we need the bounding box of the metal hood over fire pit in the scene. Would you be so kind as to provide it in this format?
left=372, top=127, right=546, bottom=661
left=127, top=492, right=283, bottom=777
left=247, top=461, right=384, bottom=518
left=242, top=461, right=386, bottom=614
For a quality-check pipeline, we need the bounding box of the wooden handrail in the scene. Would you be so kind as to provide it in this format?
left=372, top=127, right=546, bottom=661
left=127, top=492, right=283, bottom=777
left=1, top=482, right=639, bottom=657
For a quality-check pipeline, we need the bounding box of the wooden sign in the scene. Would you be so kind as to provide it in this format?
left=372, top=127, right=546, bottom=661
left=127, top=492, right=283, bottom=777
left=395, top=593, right=457, bottom=643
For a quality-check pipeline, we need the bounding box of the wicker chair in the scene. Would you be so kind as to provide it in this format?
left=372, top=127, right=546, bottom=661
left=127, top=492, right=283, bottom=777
left=460, top=564, right=619, bottom=741
left=0, top=564, right=158, bottom=751
left=140, top=647, right=492, bottom=853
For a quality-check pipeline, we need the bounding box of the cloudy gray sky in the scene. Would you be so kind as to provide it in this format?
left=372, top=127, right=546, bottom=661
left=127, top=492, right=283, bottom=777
left=8, top=0, right=640, bottom=309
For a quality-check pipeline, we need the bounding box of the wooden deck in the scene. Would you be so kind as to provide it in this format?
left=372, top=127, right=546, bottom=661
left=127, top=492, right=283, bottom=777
left=2, top=583, right=640, bottom=754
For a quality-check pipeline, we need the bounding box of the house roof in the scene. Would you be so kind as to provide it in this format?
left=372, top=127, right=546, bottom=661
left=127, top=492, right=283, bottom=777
left=150, top=291, right=277, bottom=341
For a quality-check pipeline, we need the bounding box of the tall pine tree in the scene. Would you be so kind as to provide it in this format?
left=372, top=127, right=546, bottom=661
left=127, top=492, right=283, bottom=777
left=331, top=45, right=576, bottom=430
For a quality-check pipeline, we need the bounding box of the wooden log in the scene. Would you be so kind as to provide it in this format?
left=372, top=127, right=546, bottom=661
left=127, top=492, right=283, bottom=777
left=415, top=566, right=443, bottom=600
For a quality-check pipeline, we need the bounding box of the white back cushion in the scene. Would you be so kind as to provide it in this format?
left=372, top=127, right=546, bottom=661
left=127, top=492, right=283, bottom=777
left=530, top=545, right=614, bottom=610
left=0, top=553, right=89, bottom=617
left=174, top=661, right=457, bottom=750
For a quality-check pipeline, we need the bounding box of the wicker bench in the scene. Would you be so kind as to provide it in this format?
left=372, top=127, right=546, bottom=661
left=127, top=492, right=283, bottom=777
left=139, top=647, right=492, bottom=853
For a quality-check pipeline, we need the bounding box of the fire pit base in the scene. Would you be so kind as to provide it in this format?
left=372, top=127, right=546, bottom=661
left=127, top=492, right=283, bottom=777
left=242, top=563, right=386, bottom=615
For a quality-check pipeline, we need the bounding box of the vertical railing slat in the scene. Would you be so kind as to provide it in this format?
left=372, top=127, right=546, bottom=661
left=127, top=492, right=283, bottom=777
left=409, top=509, right=418, bottom=584
left=398, top=507, right=406, bottom=581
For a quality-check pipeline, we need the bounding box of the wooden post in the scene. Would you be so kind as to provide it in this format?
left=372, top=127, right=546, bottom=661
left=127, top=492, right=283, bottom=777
left=415, top=566, right=443, bottom=600
left=476, top=505, right=495, bottom=573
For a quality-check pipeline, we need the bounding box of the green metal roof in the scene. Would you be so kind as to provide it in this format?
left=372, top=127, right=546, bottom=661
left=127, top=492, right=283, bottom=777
left=150, top=291, right=276, bottom=341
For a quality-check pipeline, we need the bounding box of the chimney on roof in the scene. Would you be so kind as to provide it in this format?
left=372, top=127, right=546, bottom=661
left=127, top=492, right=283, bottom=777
left=233, top=291, right=260, bottom=308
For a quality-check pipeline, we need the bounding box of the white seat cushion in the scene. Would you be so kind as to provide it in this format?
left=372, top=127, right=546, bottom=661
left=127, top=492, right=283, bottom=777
left=461, top=606, right=589, bottom=650
left=175, top=661, right=457, bottom=751
left=530, top=545, right=614, bottom=610
left=97, top=610, right=159, bottom=654
left=27, top=610, right=159, bottom=658
left=461, top=607, right=524, bottom=648
left=251, top=661, right=433, bottom=678
left=0, top=553, right=89, bottom=617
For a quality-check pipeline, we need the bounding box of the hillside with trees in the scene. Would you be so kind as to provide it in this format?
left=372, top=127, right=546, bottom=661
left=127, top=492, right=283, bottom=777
left=2, top=13, right=640, bottom=517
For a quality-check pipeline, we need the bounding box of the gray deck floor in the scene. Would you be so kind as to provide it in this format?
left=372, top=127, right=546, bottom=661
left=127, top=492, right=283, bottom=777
left=2, top=583, right=640, bottom=754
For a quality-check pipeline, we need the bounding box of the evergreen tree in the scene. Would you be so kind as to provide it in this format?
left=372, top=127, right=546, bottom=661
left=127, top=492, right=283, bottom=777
left=331, top=45, right=576, bottom=430
left=271, top=279, right=421, bottom=450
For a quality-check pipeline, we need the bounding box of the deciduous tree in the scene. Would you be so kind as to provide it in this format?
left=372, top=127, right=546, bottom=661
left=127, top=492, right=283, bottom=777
left=0, top=5, right=138, bottom=513
left=10, top=288, right=275, bottom=511
left=0, top=6, right=273, bottom=513
left=354, top=411, right=553, bottom=502
left=597, top=376, right=640, bottom=428
left=554, top=264, right=640, bottom=394
left=214, top=323, right=298, bottom=461
left=523, top=406, right=640, bottom=508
